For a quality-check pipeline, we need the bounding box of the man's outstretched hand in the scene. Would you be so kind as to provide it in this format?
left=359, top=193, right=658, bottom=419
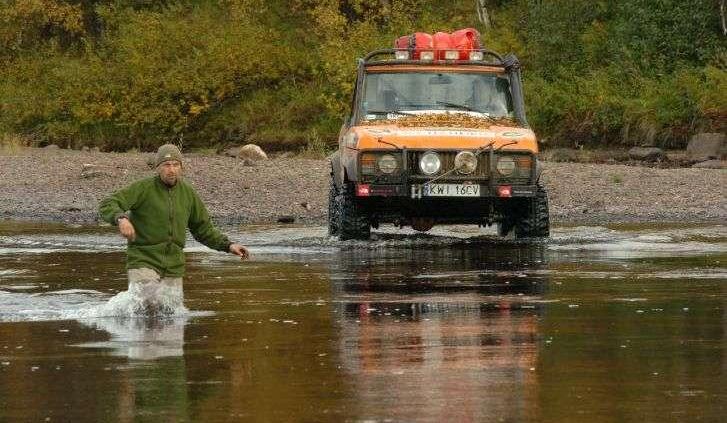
left=229, top=243, right=250, bottom=260
left=118, top=217, right=136, bottom=241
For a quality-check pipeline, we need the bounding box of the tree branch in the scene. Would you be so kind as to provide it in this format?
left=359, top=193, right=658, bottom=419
left=476, top=0, right=492, bottom=30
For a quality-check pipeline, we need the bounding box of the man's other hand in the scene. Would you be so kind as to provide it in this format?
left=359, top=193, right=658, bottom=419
left=229, top=243, right=250, bottom=260
left=118, top=218, right=136, bottom=241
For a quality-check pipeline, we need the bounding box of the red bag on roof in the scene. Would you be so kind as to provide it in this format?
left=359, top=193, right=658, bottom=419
left=394, top=32, right=433, bottom=59
left=394, top=28, right=483, bottom=60
left=432, top=32, right=452, bottom=59
left=451, top=28, right=482, bottom=59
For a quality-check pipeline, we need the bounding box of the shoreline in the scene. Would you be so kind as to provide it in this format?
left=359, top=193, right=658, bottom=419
left=3, top=211, right=725, bottom=228
left=1, top=148, right=725, bottom=227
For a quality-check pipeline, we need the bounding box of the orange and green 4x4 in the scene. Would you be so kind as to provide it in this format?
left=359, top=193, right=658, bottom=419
left=329, top=35, right=549, bottom=240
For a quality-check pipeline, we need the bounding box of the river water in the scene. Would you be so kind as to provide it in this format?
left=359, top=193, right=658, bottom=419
left=0, top=221, right=725, bottom=422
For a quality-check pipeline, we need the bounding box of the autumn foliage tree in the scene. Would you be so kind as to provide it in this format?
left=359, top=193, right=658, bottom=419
left=0, top=0, right=724, bottom=150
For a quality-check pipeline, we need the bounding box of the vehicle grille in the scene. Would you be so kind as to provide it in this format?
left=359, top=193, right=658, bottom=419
left=406, top=150, right=534, bottom=184
left=407, top=151, right=490, bottom=179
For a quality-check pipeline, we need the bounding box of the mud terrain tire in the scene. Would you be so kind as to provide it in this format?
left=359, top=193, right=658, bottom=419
left=336, top=183, right=370, bottom=241
left=497, top=218, right=514, bottom=237
left=327, top=177, right=340, bottom=236
left=514, top=185, right=550, bottom=238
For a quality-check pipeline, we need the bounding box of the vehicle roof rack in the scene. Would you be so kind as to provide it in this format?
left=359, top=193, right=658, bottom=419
left=362, top=48, right=504, bottom=66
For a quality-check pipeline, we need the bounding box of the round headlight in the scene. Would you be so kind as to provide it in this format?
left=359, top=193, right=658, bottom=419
left=454, top=151, right=477, bottom=175
left=377, top=154, right=398, bottom=174
left=496, top=156, right=516, bottom=176
left=419, top=151, right=441, bottom=175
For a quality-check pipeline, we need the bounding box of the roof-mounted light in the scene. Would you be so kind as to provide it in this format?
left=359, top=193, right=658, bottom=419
left=469, top=51, right=484, bottom=61
left=444, top=50, right=459, bottom=60
left=420, top=51, right=434, bottom=61
left=394, top=50, right=410, bottom=60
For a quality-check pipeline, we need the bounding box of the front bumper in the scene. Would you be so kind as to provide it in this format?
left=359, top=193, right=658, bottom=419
left=350, top=183, right=535, bottom=226
left=355, top=183, right=538, bottom=199
left=355, top=148, right=539, bottom=199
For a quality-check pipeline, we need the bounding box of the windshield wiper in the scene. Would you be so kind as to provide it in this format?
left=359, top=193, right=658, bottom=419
left=435, top=101, right=481, bottom=113
left=365, top=109, right=417, bottom=116
left=495, top=140, right=519, bottom=150
left=377, top=138, right=402, bottom=150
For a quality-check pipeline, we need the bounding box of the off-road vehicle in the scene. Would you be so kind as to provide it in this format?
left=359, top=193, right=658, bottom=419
left=329, top=29, right=549, bottom=240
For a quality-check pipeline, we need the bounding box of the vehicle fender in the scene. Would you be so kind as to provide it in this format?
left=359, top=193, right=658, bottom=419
left=535, top=158, right=544, bottom=183
left=330, top=151, right=344, bottom=188
left=342, top=154, right=358, bottom=186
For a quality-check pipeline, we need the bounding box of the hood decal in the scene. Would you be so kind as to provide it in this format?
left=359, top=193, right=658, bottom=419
left=384, top=129, right=496, bottom=138
left=365, top=128, right=392, bottom=135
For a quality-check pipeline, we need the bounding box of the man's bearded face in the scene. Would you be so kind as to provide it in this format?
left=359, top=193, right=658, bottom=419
left=158, top=160, right=182, bottom=186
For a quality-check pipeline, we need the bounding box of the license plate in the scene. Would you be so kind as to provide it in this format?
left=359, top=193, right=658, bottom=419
left=420, top=183, right=480, bottom=197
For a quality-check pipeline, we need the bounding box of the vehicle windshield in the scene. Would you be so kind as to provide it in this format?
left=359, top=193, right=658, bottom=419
left=360, top=71, right=514, bottom=121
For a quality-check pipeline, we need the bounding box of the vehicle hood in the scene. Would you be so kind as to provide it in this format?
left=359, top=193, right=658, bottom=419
left=351, top=124, right=538, bottom=152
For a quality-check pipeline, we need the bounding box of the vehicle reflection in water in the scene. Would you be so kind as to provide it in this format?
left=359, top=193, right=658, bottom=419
left=330, top=244, right=548, bottom=422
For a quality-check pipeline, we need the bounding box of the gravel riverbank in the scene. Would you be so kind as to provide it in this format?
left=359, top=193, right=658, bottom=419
left=1, top=148, right=724, bottom=226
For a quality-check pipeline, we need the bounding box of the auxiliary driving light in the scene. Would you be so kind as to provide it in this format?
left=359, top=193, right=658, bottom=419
left=496, top=156, right=516, bottom=176
left=454, top=151, right=477, bottom=174
left=444, top=50, right=459, bottom=60
left=377, top=154, right=398, bottom=174
left=419, top=151, right=441, bottom=175
left=469, top=51, right=484, bottom=61
left=394, top=50, right=410, bottom=60
left=420, top=51, right=435, bottom=61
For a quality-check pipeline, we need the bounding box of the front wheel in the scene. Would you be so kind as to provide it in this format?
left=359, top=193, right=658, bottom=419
left=497, top=218, right=515, bottom=237
left=327, top=176, right=340, bottom=237
left=514, top=185, right=550, bottom=238
left=337, top=183, right=370, bottom=241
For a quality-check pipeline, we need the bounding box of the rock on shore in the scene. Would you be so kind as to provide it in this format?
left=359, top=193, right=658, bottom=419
left=0, top=148, right=724, bottom=225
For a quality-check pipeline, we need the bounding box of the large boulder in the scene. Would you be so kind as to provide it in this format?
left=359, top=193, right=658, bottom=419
left=237, top=144, right=268, bottom=161
left=628, top=146, right=666, bottom=162
left=222, top=144, right=268, bottom=162
left=686, top=133, right=726, bottom=162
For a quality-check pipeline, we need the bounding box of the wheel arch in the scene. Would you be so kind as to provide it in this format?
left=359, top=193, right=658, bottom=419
left=330, top=151, right=355, bottom=188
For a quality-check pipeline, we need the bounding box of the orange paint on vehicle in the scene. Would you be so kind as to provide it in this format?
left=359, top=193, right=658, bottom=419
left=349, top=125, right=538, bottom=152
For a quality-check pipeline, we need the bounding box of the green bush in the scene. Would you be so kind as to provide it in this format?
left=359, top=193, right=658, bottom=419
left=0, top=0, right=723, bottom=151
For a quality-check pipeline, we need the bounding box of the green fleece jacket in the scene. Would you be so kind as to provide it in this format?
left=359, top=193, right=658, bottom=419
left=99, top=176, right=231, bottom=277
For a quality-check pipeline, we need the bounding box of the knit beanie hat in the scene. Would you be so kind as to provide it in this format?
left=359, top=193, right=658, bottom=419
left=154, top=144, right=183, bottom=167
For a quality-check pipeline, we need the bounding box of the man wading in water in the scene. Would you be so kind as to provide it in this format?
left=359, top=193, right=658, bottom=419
left=99, top=144, right=249, bottom=315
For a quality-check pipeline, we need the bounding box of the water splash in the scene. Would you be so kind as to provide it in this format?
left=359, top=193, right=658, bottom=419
left=0, top=280, right=202, bottom=322
left=78, top=279, right=188, bottom=319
